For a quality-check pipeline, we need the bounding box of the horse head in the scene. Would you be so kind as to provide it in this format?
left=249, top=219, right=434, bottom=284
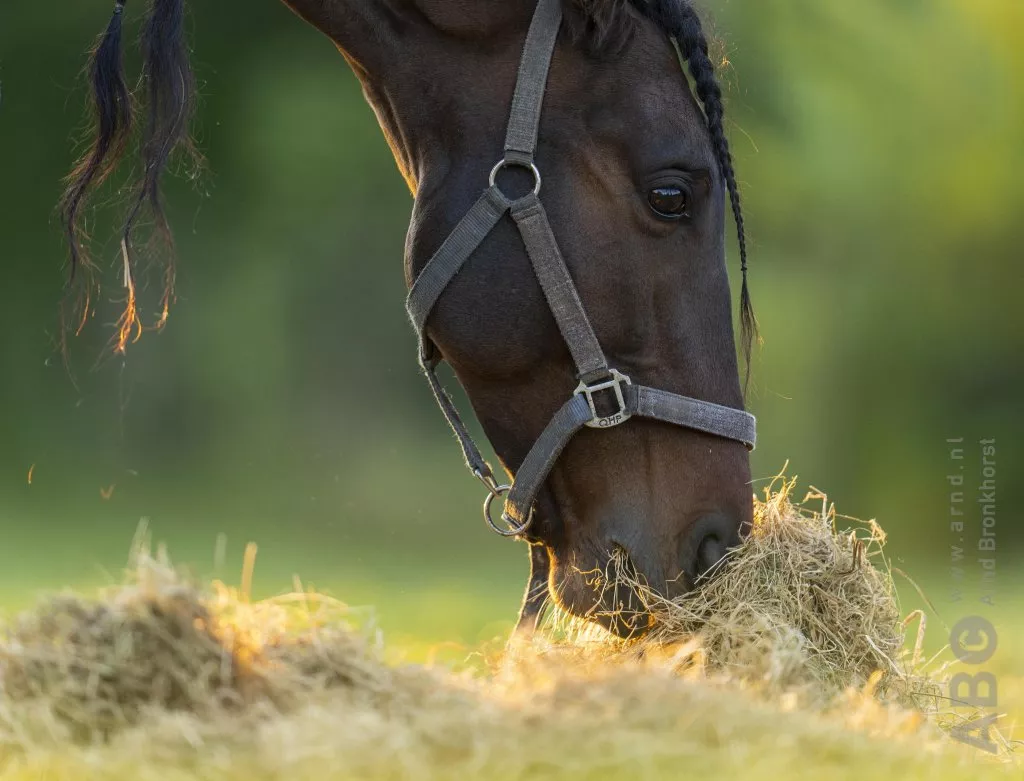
left=62, top=0, right=757, bottom=637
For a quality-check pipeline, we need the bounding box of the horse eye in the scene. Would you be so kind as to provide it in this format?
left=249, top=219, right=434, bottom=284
left=647, top=186, right=690, bottom=219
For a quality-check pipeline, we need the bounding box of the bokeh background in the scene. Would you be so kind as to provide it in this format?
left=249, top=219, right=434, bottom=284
left=1, top=0, right=1021, bottom=659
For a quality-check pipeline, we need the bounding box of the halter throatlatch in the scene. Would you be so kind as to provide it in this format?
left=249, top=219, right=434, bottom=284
left=405, top=0, right=756, bottom=540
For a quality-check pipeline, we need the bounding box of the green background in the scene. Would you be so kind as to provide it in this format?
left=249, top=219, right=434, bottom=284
left=0, top=0, right=1020, bottom=657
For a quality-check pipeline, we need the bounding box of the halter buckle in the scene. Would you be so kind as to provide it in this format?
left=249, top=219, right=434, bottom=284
left=574, top=369, right=632, bottom=429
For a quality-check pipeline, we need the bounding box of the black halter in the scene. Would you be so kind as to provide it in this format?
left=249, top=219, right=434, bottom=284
left=405, top=0, right=756, bottom=540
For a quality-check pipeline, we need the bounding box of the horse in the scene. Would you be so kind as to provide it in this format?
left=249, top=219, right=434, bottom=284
left=60, top=0, right=758, bottom=638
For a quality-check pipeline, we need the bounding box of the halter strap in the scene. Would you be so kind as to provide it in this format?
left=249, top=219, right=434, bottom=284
left=510, top=194, right=608, bottom=381
left=503, top=0, right=564, bottom=165
left=404, top=0, right=756, bottom=540
left=503, top=385, right=756, bottom=526
left=407, top=187, right=511, bottom=337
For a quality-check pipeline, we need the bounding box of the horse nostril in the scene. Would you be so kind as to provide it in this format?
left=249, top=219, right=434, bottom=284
left=682, top=512, right=741, bottom=584
left=696, top=534, right=726, bottom=578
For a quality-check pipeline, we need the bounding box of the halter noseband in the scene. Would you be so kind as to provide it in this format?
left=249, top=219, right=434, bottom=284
left=405, top=0, right=756, bottom=541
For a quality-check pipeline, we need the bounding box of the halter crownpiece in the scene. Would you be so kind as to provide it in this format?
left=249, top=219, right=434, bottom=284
left=406, top=0, right=756, bottom=539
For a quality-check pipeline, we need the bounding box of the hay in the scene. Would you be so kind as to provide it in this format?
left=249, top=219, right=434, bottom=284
left=0, top=485, right=1016, bottom=780
left=541, top=477, right=937, bottom=706
left=0, top=546, right=425, bottom=745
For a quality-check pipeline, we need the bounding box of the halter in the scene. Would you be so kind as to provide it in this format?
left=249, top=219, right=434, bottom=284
left=406, top=0, right=756, bottom=540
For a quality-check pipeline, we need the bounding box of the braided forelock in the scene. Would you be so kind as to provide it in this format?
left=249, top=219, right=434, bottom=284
left=634, top=0, right=758, bottom=393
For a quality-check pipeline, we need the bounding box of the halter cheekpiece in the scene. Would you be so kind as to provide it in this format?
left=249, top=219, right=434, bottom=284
left=405, top=0, right=757, bottom=540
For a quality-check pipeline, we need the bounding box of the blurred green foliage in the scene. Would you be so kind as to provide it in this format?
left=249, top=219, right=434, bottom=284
left=0, top=0, right=1020, bottom=646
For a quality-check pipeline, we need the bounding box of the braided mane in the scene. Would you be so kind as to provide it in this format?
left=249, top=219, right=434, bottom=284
left=572, top=0, right=757, bottom=385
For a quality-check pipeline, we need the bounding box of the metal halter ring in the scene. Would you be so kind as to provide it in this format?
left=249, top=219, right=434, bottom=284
left=489, top=158, right=542, bottom=198
left=481, top=483, right=534, bottom=538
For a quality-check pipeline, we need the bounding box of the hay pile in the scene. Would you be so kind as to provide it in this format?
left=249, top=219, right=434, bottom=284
left=0, top=547, right=423, bottom=746
left=0, top=485, right=1015, bottom=780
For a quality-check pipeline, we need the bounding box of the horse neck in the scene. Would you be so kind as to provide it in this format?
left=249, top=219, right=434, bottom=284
left=282, top=0, right=540, bottom=194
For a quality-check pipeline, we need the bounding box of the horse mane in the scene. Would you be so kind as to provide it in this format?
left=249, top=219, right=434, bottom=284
left=571, top=0, right=758, bottom=386
left=645, top=0, right=758, bottom=388
left=60, top=0, right=198, bottom=357
left=61, top=0, right=754, bottom=384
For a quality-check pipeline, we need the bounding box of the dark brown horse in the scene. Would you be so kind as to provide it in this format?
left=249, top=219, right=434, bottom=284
left=61, top=0, right=758, bottom=637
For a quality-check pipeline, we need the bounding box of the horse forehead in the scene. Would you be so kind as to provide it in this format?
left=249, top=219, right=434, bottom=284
left=574, top=66, right=705, bottom=140
left=546, top=47, right=704, bottom=149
